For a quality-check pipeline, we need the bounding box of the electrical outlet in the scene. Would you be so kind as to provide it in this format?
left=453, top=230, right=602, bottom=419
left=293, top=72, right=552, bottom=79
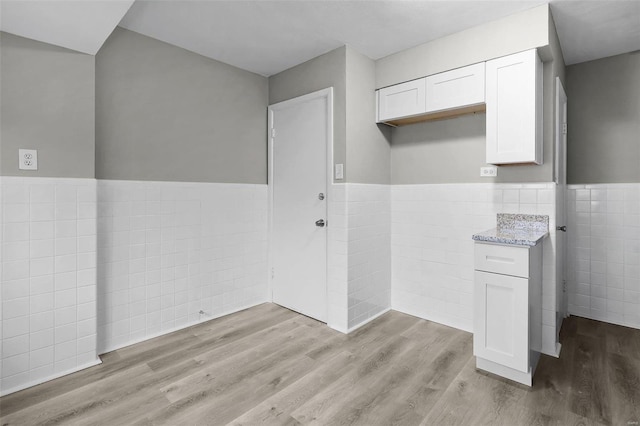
left=19, top=149, right=38, bottom=171
left=480, top=166, right=497, bottom=177
left=335, top=164, right=344, bottom=180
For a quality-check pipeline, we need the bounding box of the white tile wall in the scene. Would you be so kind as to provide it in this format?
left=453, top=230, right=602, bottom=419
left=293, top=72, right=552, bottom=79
left=391, top=183, right=560, bottom=355
left=567, top=184, right=640, bottom=329
left=327, top=184, right=349, bottom=332
left=346, top=184, right=391, bottom=330
left=96, top=180, right=268, bottom=353
left=326, top=184, right=391, bottom=333
left=1, top=177, right=99, bottom=396
left=1, top=176, right=574, bottom=395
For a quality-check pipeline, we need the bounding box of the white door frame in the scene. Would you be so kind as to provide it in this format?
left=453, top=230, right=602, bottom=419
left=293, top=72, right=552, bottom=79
left=555, top=76, right=568, bottom=322
left=555, top=77, right=567, bottom=187
left=267, top=87, right=334, bottom=317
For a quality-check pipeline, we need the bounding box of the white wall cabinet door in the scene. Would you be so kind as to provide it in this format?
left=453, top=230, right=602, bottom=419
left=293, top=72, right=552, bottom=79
left=425, top=62, right=485, bottom=113
left=474, top=270, right=529, bottom=372
left=377, top=78, right=426, bottom=122
left=485, top=49, right=542, bottom=165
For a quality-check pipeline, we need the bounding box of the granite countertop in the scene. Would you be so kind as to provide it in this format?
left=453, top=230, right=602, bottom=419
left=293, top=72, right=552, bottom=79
left=472, top=213, right=549, bottom=247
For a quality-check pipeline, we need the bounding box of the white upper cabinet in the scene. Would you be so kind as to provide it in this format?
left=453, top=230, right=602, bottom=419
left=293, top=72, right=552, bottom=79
left=376, top=63, right=485, bottom=125
left=425, top=62, right=485, bottom=113
left=376, top=78, right=426, bottom=122
left=485, top=49, right=543, bottom=165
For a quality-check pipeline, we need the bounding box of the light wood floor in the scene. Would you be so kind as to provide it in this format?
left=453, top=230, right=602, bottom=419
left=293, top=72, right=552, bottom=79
left=1, top=303, right=639, bottom=425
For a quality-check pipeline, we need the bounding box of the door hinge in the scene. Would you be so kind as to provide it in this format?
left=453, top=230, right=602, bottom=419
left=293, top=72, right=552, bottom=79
left=271, top=128, right=276, bottom=138
left=562, top=123, right=567, bottom=135
left=563, top=279, right=567, bottom=293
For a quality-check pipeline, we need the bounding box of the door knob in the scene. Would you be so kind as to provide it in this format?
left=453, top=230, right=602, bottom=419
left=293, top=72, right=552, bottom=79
left=556, top=226, right=567, bottom=232
left=318, top=193, right=325, bottom=200
left=315, top=219, right=325, bottom=227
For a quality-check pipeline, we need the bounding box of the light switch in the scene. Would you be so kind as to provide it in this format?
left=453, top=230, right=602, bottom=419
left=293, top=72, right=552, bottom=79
left=335, top=164, right=344, bottom=180
left=19, top=149, right=38, bottom=171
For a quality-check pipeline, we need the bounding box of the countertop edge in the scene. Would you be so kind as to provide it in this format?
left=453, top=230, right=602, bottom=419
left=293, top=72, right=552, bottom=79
left=471, top=230, right=549, bottom=247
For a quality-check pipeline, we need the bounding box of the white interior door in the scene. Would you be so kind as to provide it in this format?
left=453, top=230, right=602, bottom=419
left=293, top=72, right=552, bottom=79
left=269, top=89, right=331, bottom=323
left=555, top=77, right=568, bottom=324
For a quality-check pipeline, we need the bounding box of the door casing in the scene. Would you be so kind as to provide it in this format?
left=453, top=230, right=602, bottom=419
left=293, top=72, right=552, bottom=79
left=555, top=76, right=568, bottom=344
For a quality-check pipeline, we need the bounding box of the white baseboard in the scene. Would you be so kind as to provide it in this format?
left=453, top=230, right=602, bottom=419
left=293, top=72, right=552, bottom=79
left=345, top=307, right=392, bottom=334
left=0, top=358, right=102, bottom=397
left=99, top=301, right=268, bottom=355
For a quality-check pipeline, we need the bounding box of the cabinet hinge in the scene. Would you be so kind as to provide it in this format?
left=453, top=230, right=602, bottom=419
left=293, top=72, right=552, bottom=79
left=562, top=123, right=567, bottom=135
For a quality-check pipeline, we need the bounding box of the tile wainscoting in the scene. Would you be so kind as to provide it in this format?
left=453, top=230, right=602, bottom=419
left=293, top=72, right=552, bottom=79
left=1, top=177, right=99, bottom=396
left=391, top=183, right=561, bottom=356
left=326, top=184, right=348, bottom=332
left=345, top=184, right=391, bottom=330
left=566, top=183, right=640, bottom=329
left=2, top=178, right=573, bottom=395
left=326, top=184, right=391, bottom=332
left=97, top=180, right=268, bottom=353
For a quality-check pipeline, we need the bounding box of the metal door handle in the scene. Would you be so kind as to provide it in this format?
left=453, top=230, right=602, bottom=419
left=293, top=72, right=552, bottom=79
left=315, top=219, right=325, bottom=227
left=556, top=226, right=567, bottom=232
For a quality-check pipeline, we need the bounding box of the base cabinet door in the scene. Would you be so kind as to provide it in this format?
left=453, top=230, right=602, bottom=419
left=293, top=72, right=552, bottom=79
left=474, top=271, right=529, bottom=372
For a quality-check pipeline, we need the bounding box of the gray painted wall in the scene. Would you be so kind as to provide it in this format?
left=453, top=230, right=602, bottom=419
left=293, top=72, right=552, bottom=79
left=547, top=10, right=567, bottom=184
left=269, top=47, right=347, bottom=182
left=388, top=6, right=565, bottom=184
left=346, top=47, right=391, bottom=184
left=566, top=52, right=640, bottom=184
left=392, top=114, right=487, bottom=184
left=96, top=27, right=268, bottom=183
left=0, top=32, right=95, bottom=178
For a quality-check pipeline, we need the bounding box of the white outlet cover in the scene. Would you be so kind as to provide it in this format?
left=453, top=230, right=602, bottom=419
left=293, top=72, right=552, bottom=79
left=335, top=163, right=344, bottom=180
left=19, top=149, right=38, bottom=170
left=480, top=166, right=497, bottom=177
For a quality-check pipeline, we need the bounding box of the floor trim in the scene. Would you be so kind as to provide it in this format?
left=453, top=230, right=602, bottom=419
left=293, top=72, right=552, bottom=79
left=0, top=358, right=102, bottom=397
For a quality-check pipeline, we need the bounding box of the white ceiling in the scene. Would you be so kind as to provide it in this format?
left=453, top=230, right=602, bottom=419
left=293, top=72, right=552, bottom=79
left=0, top=1, right=135, bottom=55
left=551, top=1, right=640, bottom=65
left=1, top=1, right=639, bottom=75
left=118, top=0, right=547, bottom=76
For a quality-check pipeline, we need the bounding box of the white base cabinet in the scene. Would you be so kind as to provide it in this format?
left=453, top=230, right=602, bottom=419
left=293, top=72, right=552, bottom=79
left=473, top=242, right=542, bottom=386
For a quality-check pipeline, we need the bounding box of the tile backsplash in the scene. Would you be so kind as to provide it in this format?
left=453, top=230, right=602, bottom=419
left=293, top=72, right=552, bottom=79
left=391, top=182, right=560, bottom=355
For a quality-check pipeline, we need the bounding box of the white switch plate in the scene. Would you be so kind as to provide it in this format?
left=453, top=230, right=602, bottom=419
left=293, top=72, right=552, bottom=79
left=480, top=166, right=497, bottom=177
left=335, top=163, right=344, bottom=180
left=19, top=149, right=38, bottom=170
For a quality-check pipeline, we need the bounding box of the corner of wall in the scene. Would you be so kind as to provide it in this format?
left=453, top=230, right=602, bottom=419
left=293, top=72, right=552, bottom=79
left=345, top=47, right=391, bottom=185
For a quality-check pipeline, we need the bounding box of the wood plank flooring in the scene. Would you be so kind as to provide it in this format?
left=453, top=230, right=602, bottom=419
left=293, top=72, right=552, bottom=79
left=1, top=303, right=639, bottom=425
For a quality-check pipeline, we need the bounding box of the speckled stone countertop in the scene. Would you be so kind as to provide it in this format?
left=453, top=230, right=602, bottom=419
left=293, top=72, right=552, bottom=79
left=472, top=214, right=549, bottom=247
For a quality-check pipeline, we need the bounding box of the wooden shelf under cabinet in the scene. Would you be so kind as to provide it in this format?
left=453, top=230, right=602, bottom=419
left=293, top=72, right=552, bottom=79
left=383, top=104, right=486, bottom=127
